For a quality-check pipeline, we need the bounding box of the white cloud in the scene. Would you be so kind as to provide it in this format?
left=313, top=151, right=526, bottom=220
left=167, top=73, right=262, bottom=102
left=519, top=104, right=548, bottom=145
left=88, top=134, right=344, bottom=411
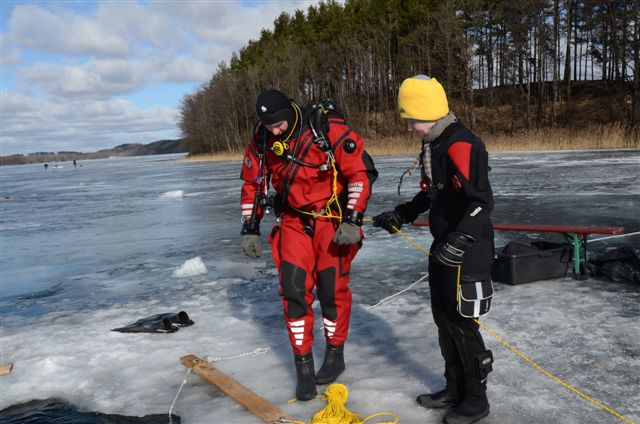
left=1, top=36, right=22, bottom=67
left=10, top=4, right=131, bottom=57
left=94, top=2, right=196, bottom=55
left=1, top=91, right=179, bottom=154
left=21, top=60, right=149, bottom=99
left=1, top=0, right=318, bottom=155
left=161, top=55, right=214, bottom=83
left=155, top=1, right=309, bottom=51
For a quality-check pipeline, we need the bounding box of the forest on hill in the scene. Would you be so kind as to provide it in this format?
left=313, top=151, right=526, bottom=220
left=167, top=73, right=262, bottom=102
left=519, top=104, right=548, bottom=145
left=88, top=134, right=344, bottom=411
left=0, top=139, right=186, bottom=166
left=180, top=0, right=639, bottom=155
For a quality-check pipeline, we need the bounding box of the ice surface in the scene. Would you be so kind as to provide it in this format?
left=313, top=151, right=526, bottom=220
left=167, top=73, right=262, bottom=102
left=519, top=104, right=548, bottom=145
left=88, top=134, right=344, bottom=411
left=172, top=257, right=208, bottom=278
left=1, top=152, right=639, bottom=424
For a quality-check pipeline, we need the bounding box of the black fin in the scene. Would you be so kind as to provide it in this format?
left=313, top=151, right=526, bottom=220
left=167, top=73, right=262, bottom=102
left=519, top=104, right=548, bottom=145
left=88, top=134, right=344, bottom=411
left=111, top=311, right=193, bottom=333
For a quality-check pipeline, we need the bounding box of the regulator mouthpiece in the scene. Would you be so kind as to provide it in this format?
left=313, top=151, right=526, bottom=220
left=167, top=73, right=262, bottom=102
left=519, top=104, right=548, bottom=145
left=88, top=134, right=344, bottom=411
left=271, top=141, right=287, bottom=156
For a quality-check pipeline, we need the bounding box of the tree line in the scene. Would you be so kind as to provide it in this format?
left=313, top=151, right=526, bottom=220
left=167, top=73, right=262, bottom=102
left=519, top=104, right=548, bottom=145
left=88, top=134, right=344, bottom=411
left=180, top=0, right=639, bottom=155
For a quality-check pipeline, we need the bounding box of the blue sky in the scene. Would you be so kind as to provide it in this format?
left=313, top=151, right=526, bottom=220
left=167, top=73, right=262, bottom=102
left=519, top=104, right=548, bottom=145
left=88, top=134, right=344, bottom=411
left=1, top=0, right=316, bottom=155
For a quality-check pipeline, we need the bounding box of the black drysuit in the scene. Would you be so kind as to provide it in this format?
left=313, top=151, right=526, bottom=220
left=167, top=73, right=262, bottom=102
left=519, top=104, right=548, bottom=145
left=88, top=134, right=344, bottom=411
left=395, top=121, right=494, bottom=397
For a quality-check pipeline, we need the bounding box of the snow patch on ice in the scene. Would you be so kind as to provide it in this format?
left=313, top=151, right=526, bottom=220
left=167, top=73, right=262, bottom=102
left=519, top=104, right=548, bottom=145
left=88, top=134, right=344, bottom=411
left=171, top=256, right=207, bottom=278
left=159, top=190, right=184, bottom=199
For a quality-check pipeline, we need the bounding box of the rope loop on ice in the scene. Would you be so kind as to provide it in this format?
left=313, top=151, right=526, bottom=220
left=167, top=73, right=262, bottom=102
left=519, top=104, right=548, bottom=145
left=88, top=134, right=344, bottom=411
left=168, top=367, right=192, bottom=424
left=288, top=384, right=398, bottom=424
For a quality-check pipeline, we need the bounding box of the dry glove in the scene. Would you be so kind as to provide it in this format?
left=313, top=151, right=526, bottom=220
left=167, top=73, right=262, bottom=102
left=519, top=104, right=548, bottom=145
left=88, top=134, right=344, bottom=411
left=432, top=231, right=475, bottom=267
left=241, top=234, right=262, bottom=258
left=332, top=222, right=361, bottom=245
left=372, top=210, right=403, bottom=234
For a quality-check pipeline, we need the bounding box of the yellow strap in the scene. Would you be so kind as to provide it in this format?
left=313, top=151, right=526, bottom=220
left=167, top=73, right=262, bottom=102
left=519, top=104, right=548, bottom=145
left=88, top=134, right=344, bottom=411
left=279, top=104, right=299, bottom=144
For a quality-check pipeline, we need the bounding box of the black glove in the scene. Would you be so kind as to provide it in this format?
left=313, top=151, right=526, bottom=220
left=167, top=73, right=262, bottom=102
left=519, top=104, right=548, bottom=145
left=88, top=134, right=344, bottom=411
left=432, top=231, right=476, bottom=267
left=372, top=210, right=403, bottom=234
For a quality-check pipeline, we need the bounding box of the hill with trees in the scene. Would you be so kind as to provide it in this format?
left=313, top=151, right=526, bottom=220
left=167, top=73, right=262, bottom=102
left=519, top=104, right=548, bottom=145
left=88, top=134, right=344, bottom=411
left=0, top=139, right=187, bottom=166
left=180, top=0, right=639, bottom=154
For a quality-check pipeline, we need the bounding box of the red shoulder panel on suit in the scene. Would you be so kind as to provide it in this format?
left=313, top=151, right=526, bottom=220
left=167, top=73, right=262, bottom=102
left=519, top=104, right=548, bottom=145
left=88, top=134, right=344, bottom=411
left=448, top=141, right=472, bottom=180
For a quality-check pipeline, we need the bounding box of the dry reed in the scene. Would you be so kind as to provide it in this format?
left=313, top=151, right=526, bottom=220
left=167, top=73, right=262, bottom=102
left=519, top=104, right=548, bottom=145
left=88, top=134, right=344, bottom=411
left=181, top=124, right=639, bottom=162
left=369, top=123, right=640, bottom=155
left=179, top=152, right=244, bottom=162
left=483, top=123, right=640, bottom=152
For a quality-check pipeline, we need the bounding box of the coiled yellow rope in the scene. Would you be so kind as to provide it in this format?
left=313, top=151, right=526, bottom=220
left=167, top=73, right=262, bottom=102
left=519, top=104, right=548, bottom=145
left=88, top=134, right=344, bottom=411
left=290, top=384, right=398, bottom=424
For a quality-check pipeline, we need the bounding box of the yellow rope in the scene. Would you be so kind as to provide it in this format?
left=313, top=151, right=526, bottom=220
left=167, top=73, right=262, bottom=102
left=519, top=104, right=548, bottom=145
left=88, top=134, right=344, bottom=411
left=473, top=320, right=635, bottom=424
left=391, top=225, right=431, bottom=256
left=383, top=225, right=635, bottom=424
left=290, top=384, right=398, bottom=424
left=292, top=161, right=342, bottom=221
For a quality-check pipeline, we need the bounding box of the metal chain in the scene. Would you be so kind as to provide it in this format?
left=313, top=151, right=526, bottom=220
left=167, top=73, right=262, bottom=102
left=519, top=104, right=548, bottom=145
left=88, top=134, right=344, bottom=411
left=202, top=346, right=275, bottom=363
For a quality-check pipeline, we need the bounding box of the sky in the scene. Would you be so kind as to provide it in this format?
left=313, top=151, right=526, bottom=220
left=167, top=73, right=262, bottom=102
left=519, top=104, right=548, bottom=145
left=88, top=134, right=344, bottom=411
left=0, top=0, right=318, bottom=156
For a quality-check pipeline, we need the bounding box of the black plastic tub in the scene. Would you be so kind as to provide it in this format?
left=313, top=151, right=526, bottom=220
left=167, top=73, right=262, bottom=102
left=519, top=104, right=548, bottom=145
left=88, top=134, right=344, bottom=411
left=492, top=241, right=572, bottom=285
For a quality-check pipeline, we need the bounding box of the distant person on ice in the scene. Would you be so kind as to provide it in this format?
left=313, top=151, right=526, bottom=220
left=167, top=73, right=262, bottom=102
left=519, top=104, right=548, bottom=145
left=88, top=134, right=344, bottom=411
left=373, top=75, right=495, bottom=424
left=239, top=89, right=377, bottom=400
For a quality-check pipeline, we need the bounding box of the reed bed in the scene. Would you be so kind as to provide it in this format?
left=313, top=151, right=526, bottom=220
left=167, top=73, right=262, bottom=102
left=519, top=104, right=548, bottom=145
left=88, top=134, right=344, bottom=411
left=181, top=124, right=639, bottom=162
left=482, top=123, right=640, bottom=152
left=179, top=152, right=244, bottom=162
left=369, top=123, right=640, bottom=155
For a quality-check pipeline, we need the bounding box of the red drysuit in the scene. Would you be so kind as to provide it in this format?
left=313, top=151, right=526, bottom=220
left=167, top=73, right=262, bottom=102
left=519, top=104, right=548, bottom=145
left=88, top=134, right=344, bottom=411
left=240, top=107, right=377, bottom=354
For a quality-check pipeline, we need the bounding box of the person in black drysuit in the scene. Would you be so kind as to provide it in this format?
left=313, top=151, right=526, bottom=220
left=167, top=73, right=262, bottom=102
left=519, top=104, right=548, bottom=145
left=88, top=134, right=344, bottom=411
left=373, top=75, right=495, bottom=424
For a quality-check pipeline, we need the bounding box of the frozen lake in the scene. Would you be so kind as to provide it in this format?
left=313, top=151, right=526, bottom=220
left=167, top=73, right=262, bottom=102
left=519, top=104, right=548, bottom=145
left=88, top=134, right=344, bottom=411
left=1, top=151, right=639, bottom=423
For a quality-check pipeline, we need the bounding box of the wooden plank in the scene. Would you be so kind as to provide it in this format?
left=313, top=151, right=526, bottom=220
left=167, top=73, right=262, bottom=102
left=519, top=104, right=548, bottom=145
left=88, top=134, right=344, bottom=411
left=180, top=354, right=293, bottom=424
left=413, top=220, right=624, bottom=235
left=0, top=363, right=13, bottom=376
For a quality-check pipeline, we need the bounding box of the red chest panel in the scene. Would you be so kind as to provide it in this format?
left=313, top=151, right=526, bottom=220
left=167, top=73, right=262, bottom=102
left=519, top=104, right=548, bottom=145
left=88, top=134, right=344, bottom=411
left=266, top=131, right=342, bottom=210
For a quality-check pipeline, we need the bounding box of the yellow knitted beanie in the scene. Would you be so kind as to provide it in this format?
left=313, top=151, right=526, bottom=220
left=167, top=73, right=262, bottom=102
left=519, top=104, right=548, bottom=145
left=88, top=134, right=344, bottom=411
left=398, top=75, right=449, bottom=121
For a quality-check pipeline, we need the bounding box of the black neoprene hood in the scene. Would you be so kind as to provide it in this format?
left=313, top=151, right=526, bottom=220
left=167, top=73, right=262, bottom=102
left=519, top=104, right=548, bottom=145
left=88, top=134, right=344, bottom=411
left=256, top=89, right=293, bottom=125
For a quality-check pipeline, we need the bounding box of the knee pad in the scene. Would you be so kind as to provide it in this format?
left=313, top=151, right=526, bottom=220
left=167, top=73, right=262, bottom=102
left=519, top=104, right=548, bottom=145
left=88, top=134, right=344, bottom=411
left=474, top=350, right=493, bottom=379
left=316, top=267, right=337, bottom=320
left=281, top=261, right=307, bottom=318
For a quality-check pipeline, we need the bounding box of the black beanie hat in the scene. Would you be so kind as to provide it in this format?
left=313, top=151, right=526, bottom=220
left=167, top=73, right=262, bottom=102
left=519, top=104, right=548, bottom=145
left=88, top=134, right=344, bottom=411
left=256, top=89, right=293, bottom=126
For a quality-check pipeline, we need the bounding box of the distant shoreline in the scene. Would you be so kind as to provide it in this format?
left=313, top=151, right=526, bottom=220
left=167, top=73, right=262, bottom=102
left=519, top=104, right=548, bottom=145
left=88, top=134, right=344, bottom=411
left=0, top=139, right=186, bottom=166
left=180, top=145, right=640, bottom=163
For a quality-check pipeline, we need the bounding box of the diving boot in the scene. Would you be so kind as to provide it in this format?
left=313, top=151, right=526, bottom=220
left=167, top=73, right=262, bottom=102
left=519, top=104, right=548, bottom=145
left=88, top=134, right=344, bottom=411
left=294, top=353, right=317, bottom=401
left=442, top=377, right=489, bottom=424
left=418, top=355, right=463, bottom=409
left=417, top=389, right=459, bottom=409
left=315, top=343, right=345, bottom=385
